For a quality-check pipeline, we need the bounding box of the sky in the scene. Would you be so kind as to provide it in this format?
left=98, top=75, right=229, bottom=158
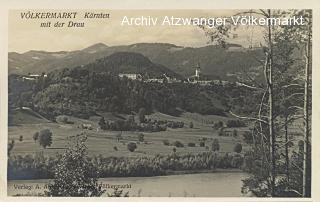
left=9, top=10, right=265, bottom=53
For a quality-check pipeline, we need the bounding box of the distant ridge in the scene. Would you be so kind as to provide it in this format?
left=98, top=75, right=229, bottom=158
left=9, top=42, right=263, bottom=81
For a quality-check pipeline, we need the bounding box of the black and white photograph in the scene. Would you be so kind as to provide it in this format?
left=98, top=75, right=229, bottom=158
left=5, top=9, right=313, bottom=197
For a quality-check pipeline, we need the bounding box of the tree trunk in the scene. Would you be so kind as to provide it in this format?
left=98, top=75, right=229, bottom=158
left=267, top=9, right=276, bottom=196
left=302, top=24, right=311, bottom=197
left=285, top=115, right=290, bottom=182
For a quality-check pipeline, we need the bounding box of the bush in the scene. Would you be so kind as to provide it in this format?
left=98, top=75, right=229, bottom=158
left=243, top=131, right=253, bottom=144
left=33, top=132, right=39, bottom=143
left=211, top=138, right=220, bottom=152
left=188, top=142, right=196, bottom=147
left=8, top=140, right=15, bottom=155
left=234, top=143, right=242, bottom=153
left=232, top=129, right=238, bottom=137
left=218, top=128, right=225, bottom=136
left=19, top=135, right=23, bottom=142
left=99, top=117, right=107, bottom=130
left=213, top=121, right=224, bottom=129
left=162, top=139, right=170, bottom=146
left=138, top=108, right=146, bottom=123
left=113, top=146, right=118, bottom=151
left=199, top=141, right=205, bottom=147
left=127, top=142, right=137, bottom=152
left=173, top=140, right=184, bottom=148
left=138, top=133, right=144, bottom=142
left=189, top=122, right=194, bottom=128
left=226, top=120, right=246, bottom=128
left=172, top=147, right=177, bottom=153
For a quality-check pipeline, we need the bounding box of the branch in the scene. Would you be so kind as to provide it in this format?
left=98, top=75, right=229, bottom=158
left=229, top=111, right=268, bottom=124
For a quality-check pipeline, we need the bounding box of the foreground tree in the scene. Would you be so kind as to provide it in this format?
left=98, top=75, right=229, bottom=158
left=47, top=134, right=105, bottom=197
left=198, top=9, right=312, bottom=196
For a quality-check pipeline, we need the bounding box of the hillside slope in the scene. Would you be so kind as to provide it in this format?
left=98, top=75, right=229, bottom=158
left=9, top=43, right=263, bottom=81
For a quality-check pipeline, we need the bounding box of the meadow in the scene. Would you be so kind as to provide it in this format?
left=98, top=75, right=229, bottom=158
left=8, top=109, right=251, bottom=158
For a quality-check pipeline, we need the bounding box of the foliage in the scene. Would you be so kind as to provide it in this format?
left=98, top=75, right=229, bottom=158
left=213, top=121, right=224, bottom=130
left=8, top=140, right=15, bottom=156
left=199, top=141, right=205, bottom=147
left=8, top=151, right=247, bottom=180
left=38, top=129, right=53, bottom=148
left=33, top=132, right=39, bottom=143
left=19, top=135, right=23, bottom=142
left=173, top=140, right=184, bottom=148
left=127, top=142, right=137, bottom=152
left=47, top=135, right=105, bottom=197
left=232, top=129, right=238, bottom=137
left=189, top=122, right=194, bottom=128
left=187, top=142, right=196, bottom=147
left=98, top=117, right=107, bottom=130
left=233, top=143, right=242, bottom=153
left=138, top=133, right=144, bottom=142
left=138, top=108, right=146, bottom=123
left=211, top=138, right=220, bottom=152
left=162, top=139, right=170, bottom=146
left=226, top=120, right=246, bottom=128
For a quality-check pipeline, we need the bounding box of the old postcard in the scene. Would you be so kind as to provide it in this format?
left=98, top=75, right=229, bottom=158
left=0, top=0, right=320, bottom=201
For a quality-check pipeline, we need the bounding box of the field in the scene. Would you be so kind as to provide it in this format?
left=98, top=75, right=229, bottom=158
left=8, top=109, right=253, bottom=158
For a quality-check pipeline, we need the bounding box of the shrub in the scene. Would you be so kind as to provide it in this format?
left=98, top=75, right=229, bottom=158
left=162, top=139, right=170, bottom=146
left=199, top=141, right=205, bottom=147
left=243, top=131, right=253, bottom=144
left=211, top=138, right=220, bottom=152
left=188, top=142, right=196, bottom=147
left=99, top=117, right=107, bottom=130
left=33, top=132, right=39, bottom=143
left=127, top=142, right=137, bottom=152
left=189, top=122, right=194, bottom=128
left=172, top=147, right=177, bottom=153
left=213, top=121, right=224, bottom=129
left=113, top=146, right=118, bottom=151
left=19, top=135, right=23, bottom=142
left=39, top=129, right=53, bottom=149
left=234, top=143, right=242, bottom=153
left=138, top=133, right=144, bottom=142
left=138, top=108, right=146, bottom=123
left=8, top=140, right=15, bottom=156
left=218, top=128, right=225, bottom=136
left=232, top=129, right=238, bottom=137
left=116, top=133, right=122, bottom=142
left=173, top=140, right=184, bottom=148
left=226, top=120, right=246, bottom=128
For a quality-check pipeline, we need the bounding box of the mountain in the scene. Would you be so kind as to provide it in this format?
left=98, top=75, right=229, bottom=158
left=9, top=42, right=264, bottom=81
left=83, top=52, right=182, bottom=78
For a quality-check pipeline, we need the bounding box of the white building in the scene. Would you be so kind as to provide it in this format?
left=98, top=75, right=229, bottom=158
left=118, top=73, right=142, bottom=80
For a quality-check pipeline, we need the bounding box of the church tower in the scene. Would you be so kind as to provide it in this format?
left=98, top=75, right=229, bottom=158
left=195, top=62, right=201, bottom=79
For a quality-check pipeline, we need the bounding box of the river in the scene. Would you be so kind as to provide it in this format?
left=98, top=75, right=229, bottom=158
left=8, top=172, right=251, bottom=197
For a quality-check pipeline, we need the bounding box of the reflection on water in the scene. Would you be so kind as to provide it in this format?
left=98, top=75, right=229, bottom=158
left=8, top=172, right=249, bottom=197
